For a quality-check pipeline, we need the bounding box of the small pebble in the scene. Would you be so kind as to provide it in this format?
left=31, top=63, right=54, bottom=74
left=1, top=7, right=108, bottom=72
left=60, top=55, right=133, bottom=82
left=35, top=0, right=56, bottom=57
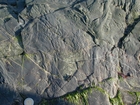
left=24, top=98, right=34, bottom=105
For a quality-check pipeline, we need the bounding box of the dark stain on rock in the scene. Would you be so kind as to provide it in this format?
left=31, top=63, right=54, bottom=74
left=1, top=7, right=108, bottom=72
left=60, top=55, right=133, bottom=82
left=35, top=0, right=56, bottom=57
left=118, top=72, right=132, bottom=79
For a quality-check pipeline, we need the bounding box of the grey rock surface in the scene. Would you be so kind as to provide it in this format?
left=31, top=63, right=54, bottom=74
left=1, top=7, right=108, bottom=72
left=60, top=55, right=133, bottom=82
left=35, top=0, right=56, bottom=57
left=0, top=0, right=140, bottom=105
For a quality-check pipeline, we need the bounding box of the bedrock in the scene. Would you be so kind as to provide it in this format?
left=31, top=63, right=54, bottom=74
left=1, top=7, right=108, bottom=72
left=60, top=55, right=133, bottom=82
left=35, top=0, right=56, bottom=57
left=0, top=0, right=140, bottom=105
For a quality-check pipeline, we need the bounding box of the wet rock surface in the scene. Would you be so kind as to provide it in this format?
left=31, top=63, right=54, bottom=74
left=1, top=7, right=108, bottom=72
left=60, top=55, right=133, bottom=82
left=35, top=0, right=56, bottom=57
left=0, top=0, right=140, bottom=105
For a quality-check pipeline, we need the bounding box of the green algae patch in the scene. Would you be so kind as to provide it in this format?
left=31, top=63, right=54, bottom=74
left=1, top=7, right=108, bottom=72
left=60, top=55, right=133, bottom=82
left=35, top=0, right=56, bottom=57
left=110, top=90, right=124, bottom=105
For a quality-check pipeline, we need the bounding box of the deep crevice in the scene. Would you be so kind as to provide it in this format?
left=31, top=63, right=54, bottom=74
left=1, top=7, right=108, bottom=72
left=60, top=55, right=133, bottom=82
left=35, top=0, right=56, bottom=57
left=86, top=31, right=97, bottom=44
left=118, top=15, right=140, bottom=48
left=15, top=32, right=24, bottom=49
left=71, top=0, right=86, bottom=8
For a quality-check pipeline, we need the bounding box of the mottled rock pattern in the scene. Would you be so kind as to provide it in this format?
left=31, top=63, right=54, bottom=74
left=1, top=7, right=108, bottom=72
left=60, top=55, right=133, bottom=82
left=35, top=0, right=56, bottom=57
left=0, top=0, right=140, bottom=105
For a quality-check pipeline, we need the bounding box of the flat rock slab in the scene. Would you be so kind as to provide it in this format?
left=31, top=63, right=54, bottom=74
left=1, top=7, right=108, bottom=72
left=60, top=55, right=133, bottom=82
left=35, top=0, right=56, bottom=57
left=0, top=0, right=140, bottom=105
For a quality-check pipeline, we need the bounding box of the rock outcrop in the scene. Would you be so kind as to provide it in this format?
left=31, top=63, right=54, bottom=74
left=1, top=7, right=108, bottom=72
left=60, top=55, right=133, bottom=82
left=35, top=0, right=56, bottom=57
left=0, top=0, right=140, bottom=105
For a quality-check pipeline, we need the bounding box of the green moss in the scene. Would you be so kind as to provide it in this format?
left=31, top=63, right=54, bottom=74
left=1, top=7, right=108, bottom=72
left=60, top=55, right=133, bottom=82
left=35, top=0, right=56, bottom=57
left=128, top=91, right=136, bottom=97
left=94, top=86, right=106, bottom=95
left=135, top=92, right=140, bottom=105
left=39, top=84, right=115, bottom=105
left=127, top=91, right=140, bottom=105
left=107, top=77, right=116, bottom=81
left=110, top=90, right=124, bottom=105
left=64, top=86, right=92, bottom=105
left=40, top=80, right=140, bottom=105
left=39, top=86, right=92, bottom=105
left=65, top=93, right=81, bottom=105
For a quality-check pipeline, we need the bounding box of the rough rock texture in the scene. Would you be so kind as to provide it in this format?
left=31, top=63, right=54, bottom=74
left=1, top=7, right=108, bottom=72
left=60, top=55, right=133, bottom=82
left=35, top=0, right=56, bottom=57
left=0, top=0, right=140, bottom=105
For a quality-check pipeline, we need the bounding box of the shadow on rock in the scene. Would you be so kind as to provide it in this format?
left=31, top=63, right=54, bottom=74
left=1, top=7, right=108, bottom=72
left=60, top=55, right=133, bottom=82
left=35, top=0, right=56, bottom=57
left=0, top=83, right=75, bottom=105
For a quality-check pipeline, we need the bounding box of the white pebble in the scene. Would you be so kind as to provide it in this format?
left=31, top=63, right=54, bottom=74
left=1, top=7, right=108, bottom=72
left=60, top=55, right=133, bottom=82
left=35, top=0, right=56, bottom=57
left=24, top=98, right=34, bottom=105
